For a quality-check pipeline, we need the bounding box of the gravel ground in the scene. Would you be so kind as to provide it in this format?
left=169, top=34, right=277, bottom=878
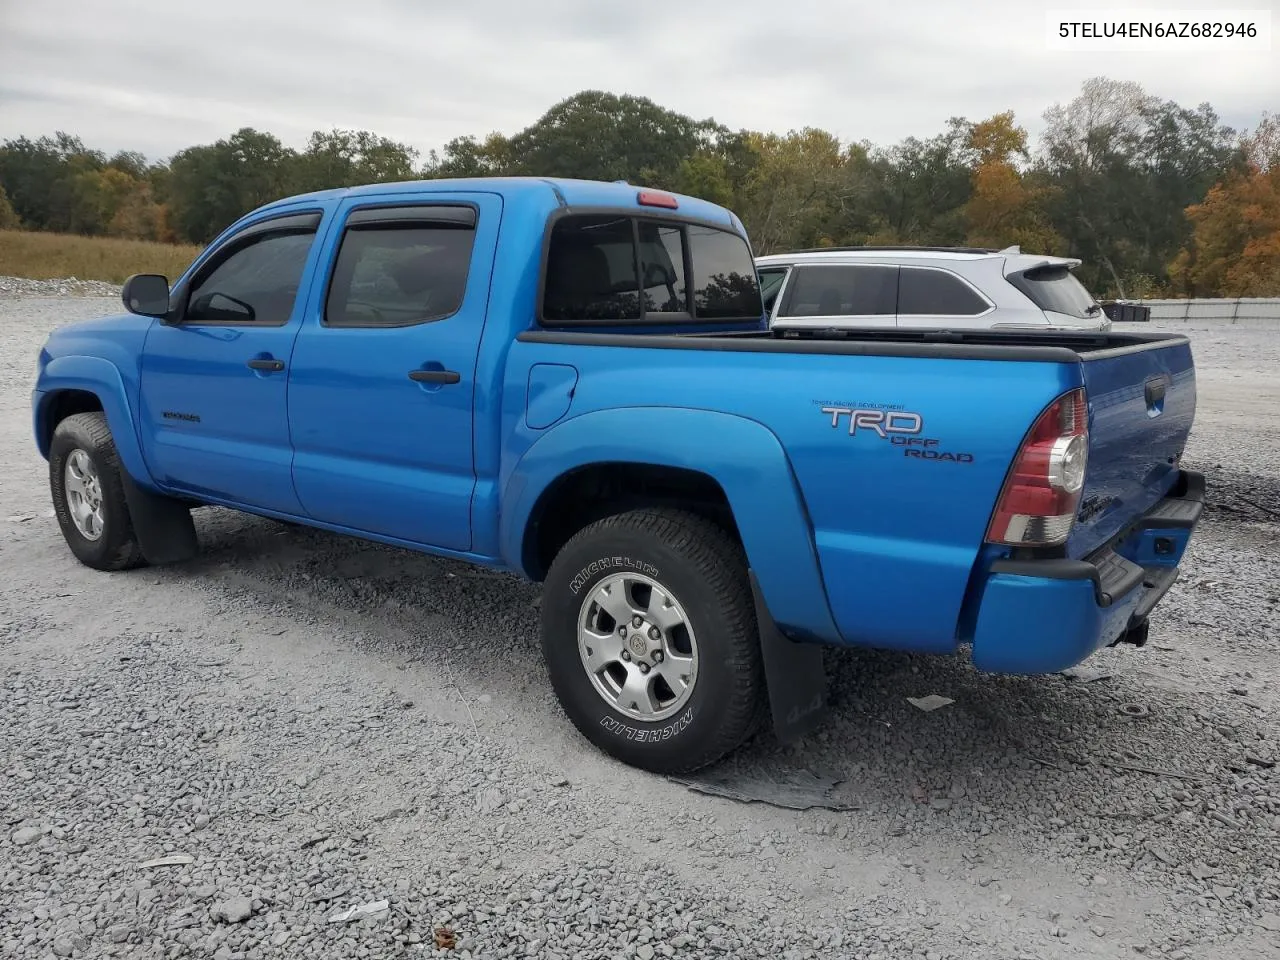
left=0, top=277, right=124, bottom=299
left=2, top=285, right=1278, bottom=960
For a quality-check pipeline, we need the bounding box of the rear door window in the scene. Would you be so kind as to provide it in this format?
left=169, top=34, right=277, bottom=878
left=324, top=209, right=477, bottom=327
left=778, top=264, right=898, bottom=318
left=898, top=267, right=989, bottom=316
left=541, top=214, right=761, bottom=324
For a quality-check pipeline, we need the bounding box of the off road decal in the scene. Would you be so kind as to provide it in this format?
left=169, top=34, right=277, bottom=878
left=816, top=403, right=973, bottom=464
left=600, top=711, right=693, bottom=742
left=570, top=556, right=660, bottom=594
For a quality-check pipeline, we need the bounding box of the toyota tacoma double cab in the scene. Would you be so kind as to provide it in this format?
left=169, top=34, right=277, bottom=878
left=31, top=176, right=1203, bottom=774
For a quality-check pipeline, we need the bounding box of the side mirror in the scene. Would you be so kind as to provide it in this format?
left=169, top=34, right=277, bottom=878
left=121, top=274, right=171, bottom=319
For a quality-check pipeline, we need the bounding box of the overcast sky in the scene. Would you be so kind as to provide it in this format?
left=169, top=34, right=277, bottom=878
left=0, top=0, right=1273, bottom=163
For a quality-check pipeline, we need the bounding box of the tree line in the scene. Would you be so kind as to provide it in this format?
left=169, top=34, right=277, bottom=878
left=1, top=77, right=1276, bottom=298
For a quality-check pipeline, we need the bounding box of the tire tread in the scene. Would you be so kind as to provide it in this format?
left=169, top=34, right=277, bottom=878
left=51, top=412, right=147, bottom=571
left=546, top=506, right=766, bottom=773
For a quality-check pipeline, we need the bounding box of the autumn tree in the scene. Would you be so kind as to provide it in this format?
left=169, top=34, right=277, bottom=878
left=963, top=111, right=1062, bottom=252
left=864, top=118, right=973, bottom=245
left=0, top=77, right=1264, bottom=293
left=730, top=128, right=852, bottom=254
left=109, top=180, right=170, bottom=241
left=1038, top=77, right=1237, bottom=296
left=1171, top=115, right=1280, bottom=296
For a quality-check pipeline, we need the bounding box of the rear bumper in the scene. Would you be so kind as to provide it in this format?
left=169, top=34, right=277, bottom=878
left=969, top=469, right=1204, bottom=674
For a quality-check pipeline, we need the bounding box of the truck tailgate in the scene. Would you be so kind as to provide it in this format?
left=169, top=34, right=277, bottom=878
left=1067, top=338, right=1196, bottom=559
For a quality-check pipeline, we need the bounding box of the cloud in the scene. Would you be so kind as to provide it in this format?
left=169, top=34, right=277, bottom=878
left=0, top=0, right=1271, bottom=162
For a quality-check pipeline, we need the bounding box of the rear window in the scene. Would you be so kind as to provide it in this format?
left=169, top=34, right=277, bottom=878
left=778, top=265, right=897, bottom=317
left=542, top=214, right=761, bottom=324
left=1012, top=266, right=1100, bottom=320
left=639, top=221, right=687, bottom=315
left=685, top=224, right=763, bottom=320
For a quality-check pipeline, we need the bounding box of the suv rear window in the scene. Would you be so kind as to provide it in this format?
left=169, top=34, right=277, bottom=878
left=542, top=214, right=762, bottom=324
left=1012, top=266, right=1100, bottom=320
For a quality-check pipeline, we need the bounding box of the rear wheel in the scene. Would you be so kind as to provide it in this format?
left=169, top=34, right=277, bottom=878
left=48, top=412, right=147, bottom=571
left=540, top=508, right=766, bottom=774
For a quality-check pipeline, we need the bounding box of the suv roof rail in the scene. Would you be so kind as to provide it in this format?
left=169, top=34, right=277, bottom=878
left=778, top=244, right=1003, bottom=256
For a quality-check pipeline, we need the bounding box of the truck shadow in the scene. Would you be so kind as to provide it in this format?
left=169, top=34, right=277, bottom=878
left=179, top=505, right=1223, bottom=826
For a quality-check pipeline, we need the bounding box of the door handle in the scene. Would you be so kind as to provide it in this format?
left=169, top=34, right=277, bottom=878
left=247, top=358, right=285, bottom=371
left=408, top=369, right=460, bottom=385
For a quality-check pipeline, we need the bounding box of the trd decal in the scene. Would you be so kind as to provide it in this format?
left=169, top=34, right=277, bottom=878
left=162, top=411, right=201, bottom=423
left=819, top=405, right=973, bottom=464
left=820, top=406, right=922, bottom=438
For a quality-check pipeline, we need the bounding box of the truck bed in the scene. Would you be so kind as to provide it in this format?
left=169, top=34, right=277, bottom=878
left=514, top=323, right=1196, bottom=653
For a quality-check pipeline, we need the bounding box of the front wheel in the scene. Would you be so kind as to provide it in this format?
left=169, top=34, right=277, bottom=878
left=540, top=508, right=766, bottom=774
left=48, top=412, right=147, bottom=571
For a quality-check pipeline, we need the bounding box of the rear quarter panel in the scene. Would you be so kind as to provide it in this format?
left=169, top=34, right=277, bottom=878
left=501, top=339, right=1079, bottom=653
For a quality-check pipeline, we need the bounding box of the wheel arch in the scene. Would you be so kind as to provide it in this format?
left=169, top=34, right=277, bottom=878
left=500, top=406, right=841, bottom=646
left=35, top=356, right=151, bottom=486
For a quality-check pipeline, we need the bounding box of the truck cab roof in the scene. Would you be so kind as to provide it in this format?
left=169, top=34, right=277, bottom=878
left=252, top=176, right=744, bottom=232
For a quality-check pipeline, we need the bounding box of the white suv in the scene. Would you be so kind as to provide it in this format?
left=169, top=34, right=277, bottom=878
left=755, top=246, right=1110, bottom=332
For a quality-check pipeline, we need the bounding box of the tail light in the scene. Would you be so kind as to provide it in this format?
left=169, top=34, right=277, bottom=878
left=986, top=387, right=1089, bottom=547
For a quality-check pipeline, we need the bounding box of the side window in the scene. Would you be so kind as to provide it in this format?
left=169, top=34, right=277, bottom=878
left=186, top=229, right=316, bottom=325
left=758, top=268, right=789, bottom=312
left=325, top=213, right=477, bottom=328
left=638, top=222, right=687, bottom=314
left=686, top=224, right=763, bottom=320
left=543, top=215, right=640, bottom=322
left=778, top=265, right=897, bottom=317
left=898, top=267, right=989, bottom=316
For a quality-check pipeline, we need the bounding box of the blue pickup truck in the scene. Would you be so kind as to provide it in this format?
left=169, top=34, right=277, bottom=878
left=31, top=177, right=1203, bottom=773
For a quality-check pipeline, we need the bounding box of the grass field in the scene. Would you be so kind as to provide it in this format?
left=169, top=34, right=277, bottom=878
left=0, top=230, right=203, bottom=284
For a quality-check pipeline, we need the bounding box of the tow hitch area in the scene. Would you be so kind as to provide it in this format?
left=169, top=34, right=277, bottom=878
left=1113, top=616, right=1150, bottom=648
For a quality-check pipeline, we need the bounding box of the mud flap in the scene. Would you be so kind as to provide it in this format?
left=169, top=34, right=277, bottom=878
left=749, top=570, right=828, bottom=744
left=119, top=471, right=199, bottom=564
